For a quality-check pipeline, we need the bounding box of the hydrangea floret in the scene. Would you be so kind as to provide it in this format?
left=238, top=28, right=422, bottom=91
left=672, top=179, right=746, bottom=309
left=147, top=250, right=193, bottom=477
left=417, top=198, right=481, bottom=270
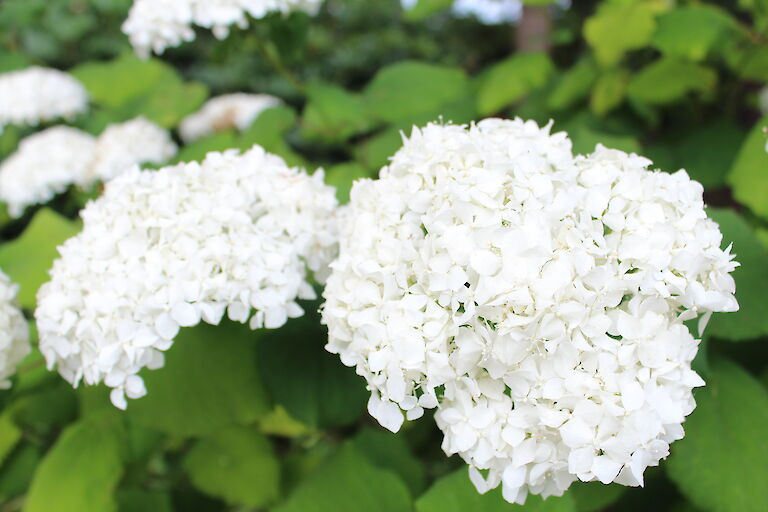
left=36, top=145, right=339, bottom=409
left=321, top=118, right=739, bottom=503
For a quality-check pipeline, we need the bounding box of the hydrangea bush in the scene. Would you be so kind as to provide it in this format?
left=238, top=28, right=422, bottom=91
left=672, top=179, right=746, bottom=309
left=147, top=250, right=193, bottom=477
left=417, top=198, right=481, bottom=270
left=0, top=1, right=766, bottom=512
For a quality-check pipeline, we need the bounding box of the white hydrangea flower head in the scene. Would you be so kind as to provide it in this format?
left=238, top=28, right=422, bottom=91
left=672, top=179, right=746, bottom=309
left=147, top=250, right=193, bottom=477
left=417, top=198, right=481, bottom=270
left=0, top=67, right=88, bottom=132
left=322, top=119, right=739, bottom=503
left=0, top=127, right=96, bottom=218
left=86, top=117, right=178, bottom=182
left=0, top=270, right=31, bottom=388
left=123, top=0, right=324, bottom=57
left=179, top=93, right=283, bottom=143
left=36, top=145, right=339, bottom=409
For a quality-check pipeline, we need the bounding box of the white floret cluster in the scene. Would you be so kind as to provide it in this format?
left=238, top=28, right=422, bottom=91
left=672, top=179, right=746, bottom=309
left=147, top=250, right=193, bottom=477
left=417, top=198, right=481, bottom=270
left=0, top=127, right=97, bottom=218
left=0, top=118, right=176, bottom=218
left=321, top=119, right=739, bottom=503
left=123, top=0, right=324, bottom=57
left=86, top=117, right=178, bottom=182
left=179, top=93, right=283, bottom=143
left=0, top=67, right=88, bottom=132
left=36, top=145, right=339, bottom=409
left=0, top=270, right=30, bottom=388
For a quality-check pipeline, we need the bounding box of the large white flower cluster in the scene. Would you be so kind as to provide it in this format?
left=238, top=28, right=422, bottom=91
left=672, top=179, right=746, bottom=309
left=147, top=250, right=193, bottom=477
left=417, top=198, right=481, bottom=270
left=0, top=270, right=30, bottom=388
left=123, top=0, right=324, bottom=57
left=0, top=118, right=176, bottom=218
left=179, top=93, right=282, bottom=143
left=0, top=67, right=88, bottom=132
left=322, top=119, right=739, bottom=503
left=36, top=145, right=339, bottom=409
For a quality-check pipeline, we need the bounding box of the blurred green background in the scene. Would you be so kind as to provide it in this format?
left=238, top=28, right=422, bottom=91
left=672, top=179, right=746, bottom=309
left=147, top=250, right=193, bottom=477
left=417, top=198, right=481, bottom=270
left=0, top=0, right=767, bottom=511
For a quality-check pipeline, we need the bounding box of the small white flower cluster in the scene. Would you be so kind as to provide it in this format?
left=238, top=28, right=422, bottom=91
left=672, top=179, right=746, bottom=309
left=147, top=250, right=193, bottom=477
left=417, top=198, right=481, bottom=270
left=179, top=93, right=283, bottom=143
left=0, top=270, right=30, bottom=389
left=86, top=117, right=178, bottom=182
left=36, top=145, right=339, bottom=409
left=0, top=67, right=88, bottom=132
left=123, top=0, right=324, bottom=57
left=322, top=119, right=739, bottom=503
left=0, top=127, right=97, bottom=218
left=0, top=118, right=176, bottom=218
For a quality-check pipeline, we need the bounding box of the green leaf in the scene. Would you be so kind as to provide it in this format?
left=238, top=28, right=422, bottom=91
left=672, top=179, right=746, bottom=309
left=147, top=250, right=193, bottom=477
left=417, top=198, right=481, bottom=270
left=325, top=162, right=373, bottom=204
left=117, top=489, right=172, bottom=512
left=0, top=208, right=80, bottom=309
left=256, top=303, right=368, bottom=429
left=24, top=416, right=125, bottom=512
left=355, top=128, right=403, bottom=171
left=590, top=68, right=628, bottom=116
left=584, top=2, right=658, bottom=67
left=127, top=320, right=271, bottom=436
left=569, top=481, right=625, bottom=512
left=652, top=5, right=738, bottom=61
left=183, top=425, right=280, bottom=508
left=71, top=54, right=175, bottom=109
left=238, top=105, right=305, bottom=168
left=477, top=53, right=554, bottom=115
left=415, top=467, right=576, bottom=512
left=258, top=405, right=311, bottom=438
left=547, top=57, right=598, bottom=111
left=706, top=209, right=768, bottom=341
left=0, top=412, right=21, bottom=466
left=627, top=58, right=717, bottom=106
left=130, top=79, right=208, bottom=129
left=666, top=358, right=768, bottom=512
left=173, top=131, right=239, bottom=164
left=274, top=443, right=412, bottom=512
left=404, top=0, right=453, bottom=21
left=560, top=113, right=640, bottom=156
left=365, top=61, right=469, bottom=123
left=674, top=120, right=745, bottom=189
left=0, top=444, right=41, bottom=503
left=302, top=83, right=375, bottom=142
left=353, top=427, right=426, bottom=496
left=727, top=116, right=768, bottom=219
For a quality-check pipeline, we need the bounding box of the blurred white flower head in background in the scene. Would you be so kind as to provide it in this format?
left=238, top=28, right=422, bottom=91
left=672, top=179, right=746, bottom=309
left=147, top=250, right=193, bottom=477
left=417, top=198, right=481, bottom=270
left=179, top=93, right=283, bottom=143
left=123, top=0, right=324, bottom=57
left=400, top=0, right=522, bottom=24
left=36, top=145, right=339, bottom=410
left=322, top=119, right=739, bottom=503
left=0, top=67, right=88, bottom=132
left=0, top=118, right=176, bottom=218
left=0, top=270, right=30, bottom=389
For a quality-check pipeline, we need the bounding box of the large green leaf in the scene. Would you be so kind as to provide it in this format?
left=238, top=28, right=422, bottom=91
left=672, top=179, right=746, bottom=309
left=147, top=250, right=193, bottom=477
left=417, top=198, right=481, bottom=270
left=569, top=481, right=625, bottom=512
left=364, top=61, right=469, bottom=123
left=652, top=5, right=738, bottom=61
left=666, top=359, right=768, bottom=512
left=706, top=209, right=768, bottom=341
left=477, top=53, right=554, bottom=115
left=627, top=58, right=717, bottom=106
left=274, top=443, right=412, bottom=512
left=415, top=467, right=576, bottom=512
left=727, top=116, right=768, bottom=219
left=355, top=127, right=404, bottom=171
left=127, top=321, right=271, bottom=436
left=584, top=1, right=658, bottom=67
left=117, top=489, right=172, bottom=512
left=325, top=162, right=373, bottom=204
left=674, top=120, right=745, bottom=189
left=547, top=57, right=598, bottom=111
left=0, top=412, right=21, bottom=466
left=302, top=83, right=375, bottom=142
left=238, top=105, right=306, bottom=168
left=590, top=68, right=628, bottom=116
left=0, top=444, right=41, bottom=503
left=256, top=302, right=368, bottom=429
left=0, top=208, right=80, bottom=309
left=24, top=416, right=125, bottom=512
left=183, top=425, right=280, bottom=508
left=353, top=427, right=426, bottom=495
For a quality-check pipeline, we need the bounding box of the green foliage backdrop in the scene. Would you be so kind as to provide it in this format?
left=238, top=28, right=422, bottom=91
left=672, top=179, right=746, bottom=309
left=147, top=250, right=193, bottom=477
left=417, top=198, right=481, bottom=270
left=0, top=1, right=767, bottom=511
